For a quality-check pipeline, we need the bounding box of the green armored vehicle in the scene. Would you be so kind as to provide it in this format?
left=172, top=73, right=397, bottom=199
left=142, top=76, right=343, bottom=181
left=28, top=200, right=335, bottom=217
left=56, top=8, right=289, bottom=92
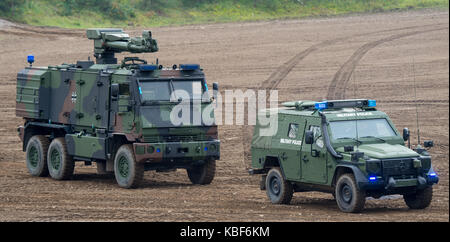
left=17, top=29, right=220, bottom=188
left=250, top=99, right=438, bottom=212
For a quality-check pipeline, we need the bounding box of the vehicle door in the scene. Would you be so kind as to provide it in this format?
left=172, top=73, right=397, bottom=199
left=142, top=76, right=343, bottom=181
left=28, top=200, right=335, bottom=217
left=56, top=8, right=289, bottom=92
left=301, top=118, right=328, bottom=184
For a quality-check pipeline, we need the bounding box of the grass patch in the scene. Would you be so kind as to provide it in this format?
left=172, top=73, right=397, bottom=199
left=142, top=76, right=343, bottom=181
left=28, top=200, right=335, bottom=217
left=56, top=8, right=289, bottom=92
left=1, top=0, right=448, bottom=28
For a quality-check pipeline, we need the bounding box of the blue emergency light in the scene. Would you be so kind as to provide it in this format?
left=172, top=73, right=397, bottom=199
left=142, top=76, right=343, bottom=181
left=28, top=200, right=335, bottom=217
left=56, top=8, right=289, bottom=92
left=27, top=55, right=35, bottom=66
left=315, top=102, right=328, bottom=110
left=180, top=64, right=200, bottom=71
left=139, top=64, right=158, bottom=72
left=314, top=99, right=377, bottom=110
left=368, top=100, right=377, bottom=107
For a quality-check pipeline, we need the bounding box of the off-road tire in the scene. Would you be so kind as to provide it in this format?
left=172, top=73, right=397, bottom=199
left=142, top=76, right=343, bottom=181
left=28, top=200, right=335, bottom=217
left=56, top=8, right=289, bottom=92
left=187, top=159, right=216, bottom=185
left=265, top=167, right=293, bottom=204
left=114, top=144, right=144, bottom=189
left=26, top=135, right=50, bottom=177
left=403, top=186, right=433, bottom=209
left=335, top=173, right=366, bottom=213
left=47, top=137, right=74, bottom=180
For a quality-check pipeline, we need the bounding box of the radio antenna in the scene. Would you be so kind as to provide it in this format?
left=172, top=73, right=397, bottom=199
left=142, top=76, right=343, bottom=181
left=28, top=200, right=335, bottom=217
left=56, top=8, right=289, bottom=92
left=412, top=58, right=421, bottom=145
left=353, top=72, right=360, bottom=149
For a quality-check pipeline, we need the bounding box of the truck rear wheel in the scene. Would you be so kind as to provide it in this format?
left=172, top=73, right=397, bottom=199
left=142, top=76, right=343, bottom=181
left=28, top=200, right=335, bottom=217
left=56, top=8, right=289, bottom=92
left=26, top=135, right=50, bottom=177
left=403, top=186, right=433, bottom=209
left=187, top=159, right=216, bottom=185
left=335, top=173, right=365, bottom=213
left=47, top=137, right=74, bottom=180
left=265, top=167, right=293, bottom=204
left=114, top=144, right=144, bottom=189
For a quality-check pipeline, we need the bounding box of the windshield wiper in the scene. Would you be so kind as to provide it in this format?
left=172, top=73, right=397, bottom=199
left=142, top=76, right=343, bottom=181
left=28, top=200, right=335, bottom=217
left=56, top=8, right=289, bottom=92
left=336, top=137, right=362, bottom=145
left=360, top=136, right=386, bottom=143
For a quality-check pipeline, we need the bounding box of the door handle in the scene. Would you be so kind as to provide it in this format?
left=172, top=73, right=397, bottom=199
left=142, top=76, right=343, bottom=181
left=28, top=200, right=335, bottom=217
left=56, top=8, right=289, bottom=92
left=302, top=155, right=309, bottom=162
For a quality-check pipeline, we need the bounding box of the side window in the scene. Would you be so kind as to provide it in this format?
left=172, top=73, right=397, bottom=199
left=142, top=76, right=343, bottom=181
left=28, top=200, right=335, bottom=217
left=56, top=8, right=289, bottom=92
left=288, top=123, right=299, bottom=138
left=309, top=125, right=324, bottom=148
left=119, top=83, right=130, bottom=96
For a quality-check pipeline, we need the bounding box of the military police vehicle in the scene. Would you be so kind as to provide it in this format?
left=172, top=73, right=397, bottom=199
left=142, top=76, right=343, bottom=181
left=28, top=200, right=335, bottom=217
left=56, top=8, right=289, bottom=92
left=249, top=99, right=438, bottom=212
left=16, top=29, right=220, bottom=188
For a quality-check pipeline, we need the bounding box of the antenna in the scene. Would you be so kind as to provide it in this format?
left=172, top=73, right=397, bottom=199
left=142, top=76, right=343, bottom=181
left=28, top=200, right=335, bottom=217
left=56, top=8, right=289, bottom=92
left=353, top=72, right=360, bottom=149
left=355, top=107, right=360, bottom=150
left=412, top=58, right=421, bottom=146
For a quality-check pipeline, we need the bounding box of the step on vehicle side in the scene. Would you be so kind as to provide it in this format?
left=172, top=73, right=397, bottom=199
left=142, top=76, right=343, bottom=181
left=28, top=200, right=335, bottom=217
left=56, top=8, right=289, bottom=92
left=17, top=29, right=220, bottom=188
left=249, top=99, right=438, bottom=213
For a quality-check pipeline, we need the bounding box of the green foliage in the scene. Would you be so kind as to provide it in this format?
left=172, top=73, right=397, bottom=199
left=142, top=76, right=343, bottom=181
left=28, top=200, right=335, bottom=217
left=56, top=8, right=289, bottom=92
left=0, top=0, right=448, bottom=28
left=0, top=0, right=26, bottom=19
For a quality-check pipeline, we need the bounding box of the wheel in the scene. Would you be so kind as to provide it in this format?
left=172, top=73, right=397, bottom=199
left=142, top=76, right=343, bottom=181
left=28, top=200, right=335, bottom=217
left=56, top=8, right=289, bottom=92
left=187, top=159, right=216, bottom=185
left=335, top=173, right=366, bottom=213
left=114, top=144, right=144, bottom=189
left=265, top=167, right=293, bottom=204
left=47, top=137, right=74, bottom=180
left=25, top=135, right=50, bottom=177
left=403, top=186, right=433, bottom=209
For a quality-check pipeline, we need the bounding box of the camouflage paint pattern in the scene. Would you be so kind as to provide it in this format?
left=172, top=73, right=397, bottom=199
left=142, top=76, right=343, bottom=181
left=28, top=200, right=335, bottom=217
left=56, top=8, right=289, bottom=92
left=17, top=29, right=220, bottom=169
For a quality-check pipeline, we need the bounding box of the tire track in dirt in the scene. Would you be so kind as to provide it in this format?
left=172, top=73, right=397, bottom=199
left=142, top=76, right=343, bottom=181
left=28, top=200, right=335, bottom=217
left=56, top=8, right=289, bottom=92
left=260, top=23, right=447, bottom=92
left=241, top=23, right=448, bottom=165
left=0, top=18, right=84, bottom=38
left=326, top=26, right=448, bottom=100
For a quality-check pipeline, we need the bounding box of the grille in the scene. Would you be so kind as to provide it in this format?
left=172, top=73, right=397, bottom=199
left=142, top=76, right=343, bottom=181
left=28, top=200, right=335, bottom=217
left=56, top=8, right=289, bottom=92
left=143, top=134, right=209, bottom=143
left=382, top=158, right=416, bottom=177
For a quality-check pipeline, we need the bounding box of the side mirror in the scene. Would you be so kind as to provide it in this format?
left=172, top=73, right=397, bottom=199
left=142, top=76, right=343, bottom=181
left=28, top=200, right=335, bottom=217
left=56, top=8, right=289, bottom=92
left=305, top=130, right=314, bottom=145
left=402, top=128, right=410, bottom=142
left=111, top=83, right=119, bottom=100
left=212, top=82, right=219, bottom=102
left=424, top=140, right=434, bottom=148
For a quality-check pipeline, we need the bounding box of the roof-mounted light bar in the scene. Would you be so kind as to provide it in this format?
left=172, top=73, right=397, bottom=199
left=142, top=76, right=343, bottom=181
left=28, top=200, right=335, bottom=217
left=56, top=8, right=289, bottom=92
left=314, top=99, right=376, bottom=110
left=139, top=64, right=158, bottom=72
left=180, top=64, right=200, bottom=71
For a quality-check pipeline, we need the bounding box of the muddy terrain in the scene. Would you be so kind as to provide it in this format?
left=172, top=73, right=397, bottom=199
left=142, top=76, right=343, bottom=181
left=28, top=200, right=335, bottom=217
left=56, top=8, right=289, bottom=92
left=0, top=9, right=448, bottom=221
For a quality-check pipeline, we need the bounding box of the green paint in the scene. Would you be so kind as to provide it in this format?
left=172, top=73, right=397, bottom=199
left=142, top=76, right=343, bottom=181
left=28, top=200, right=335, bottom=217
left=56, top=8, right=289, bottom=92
left=251, top=99, right=438, bottom=212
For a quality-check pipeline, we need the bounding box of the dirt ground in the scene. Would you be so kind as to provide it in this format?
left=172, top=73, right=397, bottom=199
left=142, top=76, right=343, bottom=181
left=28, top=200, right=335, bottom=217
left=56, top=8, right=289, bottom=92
left=0, top=9, right=448, bottom=222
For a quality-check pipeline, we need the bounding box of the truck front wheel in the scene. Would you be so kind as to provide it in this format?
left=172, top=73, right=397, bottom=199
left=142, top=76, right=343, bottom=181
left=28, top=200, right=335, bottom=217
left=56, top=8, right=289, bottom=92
left=187, top=159, right=216, bottom=185
left=26, top=135, right=50, bottom=177
left=114, top=144, right=144, bottom=189
left=403, top=186, right=433, bottom=209
left=335, top=173, right=366, bottom=213
left=265, top=167, right=293, bottom=204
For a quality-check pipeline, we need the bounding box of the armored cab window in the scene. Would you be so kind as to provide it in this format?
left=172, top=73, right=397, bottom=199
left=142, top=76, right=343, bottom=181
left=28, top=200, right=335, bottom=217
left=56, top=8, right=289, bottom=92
left=288, top=123, right=299, bottom=138
left=138, top=79, right=204, bottom=103
left=309, top=125, right=324, bottom=148
left=139, top=81, right=171, bottom=101
left=119, top=83, right=130, bottom=96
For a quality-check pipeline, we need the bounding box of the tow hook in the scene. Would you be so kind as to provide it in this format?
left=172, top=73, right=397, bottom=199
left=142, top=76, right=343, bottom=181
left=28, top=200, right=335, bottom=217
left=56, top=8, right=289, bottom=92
left=385, top=177, right=396, bottom=190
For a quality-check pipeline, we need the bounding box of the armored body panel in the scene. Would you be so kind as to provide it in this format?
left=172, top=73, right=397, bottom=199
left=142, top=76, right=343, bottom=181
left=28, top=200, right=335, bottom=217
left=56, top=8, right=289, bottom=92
left=250, top=99, right=438, bottom=212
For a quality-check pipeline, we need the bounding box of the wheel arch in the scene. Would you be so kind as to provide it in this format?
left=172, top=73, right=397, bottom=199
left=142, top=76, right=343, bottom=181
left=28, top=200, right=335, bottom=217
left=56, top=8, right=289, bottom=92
left=332, top=164, right=367, bottom=190
left=263, top=156, right=290, bottom=180
left=22, top=122, right=69, bottom=151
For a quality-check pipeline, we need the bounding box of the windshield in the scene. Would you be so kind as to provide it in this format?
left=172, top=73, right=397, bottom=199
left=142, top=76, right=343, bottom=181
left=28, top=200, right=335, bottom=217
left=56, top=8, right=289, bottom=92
left=329, top=118, right=396, bottom=140
left=139, top=79, right=204, bottom=102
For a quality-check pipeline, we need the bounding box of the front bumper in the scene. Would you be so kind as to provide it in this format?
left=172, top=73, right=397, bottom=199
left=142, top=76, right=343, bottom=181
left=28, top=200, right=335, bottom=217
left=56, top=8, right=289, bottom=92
left=360, top=173, right=439, bottom=191
left=133, top=140, right=220, bottom=163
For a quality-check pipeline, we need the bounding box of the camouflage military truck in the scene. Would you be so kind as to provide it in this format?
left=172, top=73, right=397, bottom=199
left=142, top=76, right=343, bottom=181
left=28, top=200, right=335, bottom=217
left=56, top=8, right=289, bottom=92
left=16, top=29, right=220, bottom=188
left=249, top=99, right=438, bottom=212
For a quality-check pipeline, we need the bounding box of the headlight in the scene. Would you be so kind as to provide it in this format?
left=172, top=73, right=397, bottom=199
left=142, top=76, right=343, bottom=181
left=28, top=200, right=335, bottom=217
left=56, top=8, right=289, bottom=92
left=366, top=159, right=381, bottom=175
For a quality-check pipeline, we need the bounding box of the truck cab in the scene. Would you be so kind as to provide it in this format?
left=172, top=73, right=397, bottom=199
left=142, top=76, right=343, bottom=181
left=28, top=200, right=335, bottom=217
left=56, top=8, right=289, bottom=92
left=250, top=99, right=438, bottom=212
